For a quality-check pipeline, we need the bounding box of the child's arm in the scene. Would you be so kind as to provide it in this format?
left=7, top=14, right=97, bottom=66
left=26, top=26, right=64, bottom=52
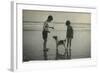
left=49, top=27, right=54, bottom=29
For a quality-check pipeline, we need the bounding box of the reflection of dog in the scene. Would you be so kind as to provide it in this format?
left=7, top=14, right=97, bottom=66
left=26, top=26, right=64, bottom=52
left=53, top=36, right=66, bottom=59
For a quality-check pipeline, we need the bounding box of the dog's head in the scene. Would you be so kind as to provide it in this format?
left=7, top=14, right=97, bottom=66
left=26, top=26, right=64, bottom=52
left=64, top=39, right=66, bottom=42
left=53, top=36, right=57, bottom=40
left=64, top=39, right=66, bottom=43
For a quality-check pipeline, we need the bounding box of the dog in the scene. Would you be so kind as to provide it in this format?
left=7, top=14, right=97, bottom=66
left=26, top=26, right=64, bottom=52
left=53, top=36, right=67, bottom=59
left=53, top=36, right=66, bottom=47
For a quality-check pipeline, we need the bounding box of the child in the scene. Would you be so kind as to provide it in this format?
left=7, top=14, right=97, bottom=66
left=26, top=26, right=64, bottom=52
left=42, top=15, right=54, bottom=60
left=65, top=20, right=73, bottom=59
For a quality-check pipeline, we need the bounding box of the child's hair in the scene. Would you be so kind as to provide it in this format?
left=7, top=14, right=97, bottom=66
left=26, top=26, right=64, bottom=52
left=47, top=15, right=53, bottom=21
left=66, top=20, right=70, bottom=26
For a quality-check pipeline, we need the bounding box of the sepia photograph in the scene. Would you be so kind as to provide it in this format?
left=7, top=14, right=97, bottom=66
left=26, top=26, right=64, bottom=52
left=23, top=10, right=91, bottom=62
left=11, top=2, right=97, bottom=71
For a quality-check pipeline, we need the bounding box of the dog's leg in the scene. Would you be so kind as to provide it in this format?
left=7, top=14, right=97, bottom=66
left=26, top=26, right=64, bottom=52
left=64, top=44, right=68, bottom=59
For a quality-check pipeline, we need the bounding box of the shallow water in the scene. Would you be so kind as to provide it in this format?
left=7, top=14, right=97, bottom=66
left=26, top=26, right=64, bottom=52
left=23, top=30, right=91, bottom=61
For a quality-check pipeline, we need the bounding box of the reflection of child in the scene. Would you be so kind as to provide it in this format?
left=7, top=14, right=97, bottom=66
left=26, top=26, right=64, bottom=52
left=42, top=15, right=54, bottom=52
left=65, top=20, right=73, bottom=58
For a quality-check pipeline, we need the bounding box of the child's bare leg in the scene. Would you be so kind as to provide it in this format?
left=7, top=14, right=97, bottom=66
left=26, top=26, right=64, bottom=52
left=69, top=39, right=72, bottom=59
left=45, top=39, right=47, bottom=49
left=67, top=39, right=69, bottom=49
left=66, top=38, right=70, bottom=58
left=69, top=39, right=71, bottom=49
left=43, top=39, right=48, bottom=51
left=64, top=44, right=67, bottom=59
left=43, top=39, right=48, bottom=60
left=43, top=40, right=46, bottom=49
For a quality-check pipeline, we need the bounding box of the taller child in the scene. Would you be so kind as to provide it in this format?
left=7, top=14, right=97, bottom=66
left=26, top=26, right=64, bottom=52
left=42, top=15, right=54, bottom=59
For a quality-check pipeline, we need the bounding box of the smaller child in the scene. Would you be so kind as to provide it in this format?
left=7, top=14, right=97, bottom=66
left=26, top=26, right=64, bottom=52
left=65, top=20, right=73, bottom=59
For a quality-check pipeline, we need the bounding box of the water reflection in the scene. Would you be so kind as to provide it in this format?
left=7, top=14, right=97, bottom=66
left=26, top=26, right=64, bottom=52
left=43, top=35, right=72, bottom=60
left=43, top=49, right=48, bottom=60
